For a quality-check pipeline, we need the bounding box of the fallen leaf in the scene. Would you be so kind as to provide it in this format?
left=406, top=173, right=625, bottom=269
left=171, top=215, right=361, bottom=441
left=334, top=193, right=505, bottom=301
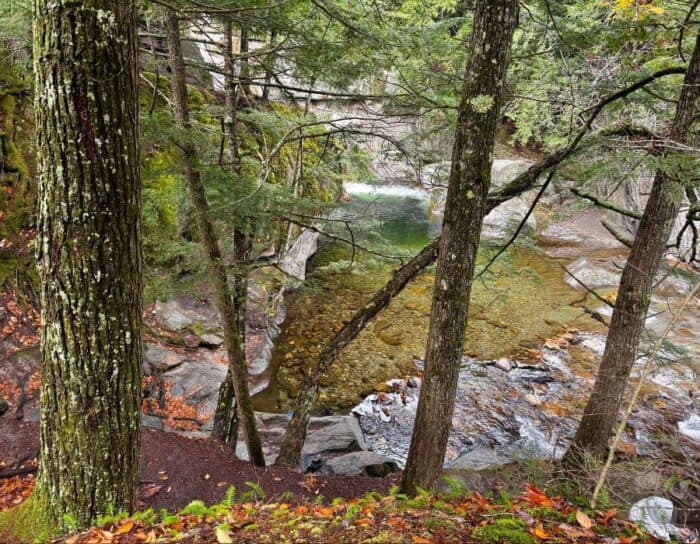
left=314, top=506, right=335, bottom=518
left=523, top=483, right=556, bottom=508
left=532, top=522, right=550, bottom=540
left=576, top=509, right=593, bottom=529
left=115, top=520, right=134, bottom=534
left=412, top=536, right=433, bottom=544
left=216, top=526, right=233, bottom=544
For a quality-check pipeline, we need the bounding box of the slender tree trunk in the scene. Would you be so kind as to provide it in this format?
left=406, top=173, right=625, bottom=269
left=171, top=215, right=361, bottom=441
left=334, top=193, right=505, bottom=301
left=563, top=31, right=700, bottom=466
left=164, top=9, right=265, bottom=466
left=32, top=0, right=142, bottom=530
left=401, top=0, right=519, bottom=494
left=275, top=64, right=684, bottom=468
left=211, top=19, right=241, bottom=447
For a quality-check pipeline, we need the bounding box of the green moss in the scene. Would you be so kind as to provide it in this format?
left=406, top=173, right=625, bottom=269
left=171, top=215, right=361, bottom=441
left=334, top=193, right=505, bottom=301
left=471, top=517, right=538, bottom=544
left=0, top=492, right=61, bottom=543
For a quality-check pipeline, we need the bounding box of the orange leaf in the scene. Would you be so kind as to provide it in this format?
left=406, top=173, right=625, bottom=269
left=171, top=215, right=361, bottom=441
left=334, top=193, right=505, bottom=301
left=576, top=509, right=593, bottom=529
left=115, top=520, right=134, bottom=534
left=314, top=506, right=335, bottom=518
left=532, top=522, right=549, bottom=540
left=619, top=536, right=638, bottom=544
left=412, top=537, right=433, bottom=544
left=597, top=507, right=618, bottom=525
left=523, top=483, right=556, bottom=508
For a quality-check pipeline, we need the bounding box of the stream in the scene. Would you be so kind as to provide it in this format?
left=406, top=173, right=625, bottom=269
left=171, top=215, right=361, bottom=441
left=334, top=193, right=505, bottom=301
left=252, top=179, right=699, bottom=468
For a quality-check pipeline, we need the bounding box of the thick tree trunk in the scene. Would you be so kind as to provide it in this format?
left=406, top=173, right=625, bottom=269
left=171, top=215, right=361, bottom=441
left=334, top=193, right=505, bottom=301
left=164, top=9, right=265, bottom=466
left=401, top=0, right=519, bottom=494
left=33, top=0, right=142, bottom=530
left=275, top=61, right=685, bottom=469
left=563, top=31, right=700, bottom=465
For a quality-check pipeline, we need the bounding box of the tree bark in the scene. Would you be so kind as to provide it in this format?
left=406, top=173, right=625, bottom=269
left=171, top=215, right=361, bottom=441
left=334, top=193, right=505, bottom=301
left=275, top=61, right=686, bottom=469
left=211, top=19, right=241, bottom=447
left=164, top=9, right=265, bottom=466
left=33, top=0, right=142, bottom=530
left=400, top=0, right=519, bottom=494
left=563, top=31, right=700, bottom=465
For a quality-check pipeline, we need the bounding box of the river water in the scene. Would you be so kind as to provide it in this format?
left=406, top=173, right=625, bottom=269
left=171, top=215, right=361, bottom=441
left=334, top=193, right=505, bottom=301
left=253, top=180, right=698, bottom=468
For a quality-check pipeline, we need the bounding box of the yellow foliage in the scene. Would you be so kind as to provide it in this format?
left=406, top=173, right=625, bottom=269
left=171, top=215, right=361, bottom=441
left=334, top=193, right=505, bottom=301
left=607, top=0, right=665, bottom=20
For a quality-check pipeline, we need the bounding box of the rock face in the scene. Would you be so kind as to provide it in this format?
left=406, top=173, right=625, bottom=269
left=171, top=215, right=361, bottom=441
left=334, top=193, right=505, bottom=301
left=427, top=159, right=541, bottom=240
left=321, top=452, right=399, bottom=477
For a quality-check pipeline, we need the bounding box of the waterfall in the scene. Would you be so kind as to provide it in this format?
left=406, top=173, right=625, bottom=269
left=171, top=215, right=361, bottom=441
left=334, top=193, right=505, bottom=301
left=344, top=182, right=429, bottom=200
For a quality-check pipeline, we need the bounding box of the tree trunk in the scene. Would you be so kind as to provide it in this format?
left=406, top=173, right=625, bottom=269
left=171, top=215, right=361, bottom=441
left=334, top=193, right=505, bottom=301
left=33, top=0, right=142, bottom=530
left=164, top=9, right=265, bottom=466
left=563, top=31, right=700, bottom=465
left=274, top=62, right=684, bottom=469
left=211, top=19, right=241, bottom=447
left=401, top=0, right=519, bottom=494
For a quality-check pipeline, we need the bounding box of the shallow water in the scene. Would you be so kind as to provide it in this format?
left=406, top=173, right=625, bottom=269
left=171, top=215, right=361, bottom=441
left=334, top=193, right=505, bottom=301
left=253, top=183, right=601, bottom=412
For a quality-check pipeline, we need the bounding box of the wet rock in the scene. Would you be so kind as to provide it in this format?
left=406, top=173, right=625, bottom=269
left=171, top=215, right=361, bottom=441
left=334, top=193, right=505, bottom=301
left=0, top=398, right=8, bottom=416
left=449, top=447, right=511, bottom=471
left=495, top=358, right=512, bottom=372
left=144, top=344, right=187, bottom=373
left=322, top=452, right=399, bottom=477
left=565, top=257, right=624, bottom=291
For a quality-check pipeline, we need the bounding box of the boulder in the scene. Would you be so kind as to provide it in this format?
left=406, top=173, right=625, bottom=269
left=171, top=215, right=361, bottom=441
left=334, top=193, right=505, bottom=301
left=449, top=447, right=511, bottom=471
left=163, top=359, right=228, bottom=414
left=629, top=497, right=676, bottom=541
left=144, top=344, right=187, bottom=373
left=153, top=300, right=195, bottom=331
left=199, top=333, right=224, bottom=348
left=322, top=452, right=399, bottom=477
left=301, top=416, right=367, bottom=471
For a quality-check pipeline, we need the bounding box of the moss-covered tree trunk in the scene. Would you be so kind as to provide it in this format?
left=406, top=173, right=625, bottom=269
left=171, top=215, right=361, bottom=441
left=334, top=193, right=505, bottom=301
left=400, top=0, right=519, bottom=494
left=563, top=31, right=700, bottom=465
left=164, top=9, right=265, bottom=466
left=33, top=0, right=142, bottom=531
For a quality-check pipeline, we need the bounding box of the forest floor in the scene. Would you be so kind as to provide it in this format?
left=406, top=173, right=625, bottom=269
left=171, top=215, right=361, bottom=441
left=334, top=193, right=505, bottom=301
left=0, top=419, right=398, bottom=513
left=0, top=419, right=674, bottom=544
